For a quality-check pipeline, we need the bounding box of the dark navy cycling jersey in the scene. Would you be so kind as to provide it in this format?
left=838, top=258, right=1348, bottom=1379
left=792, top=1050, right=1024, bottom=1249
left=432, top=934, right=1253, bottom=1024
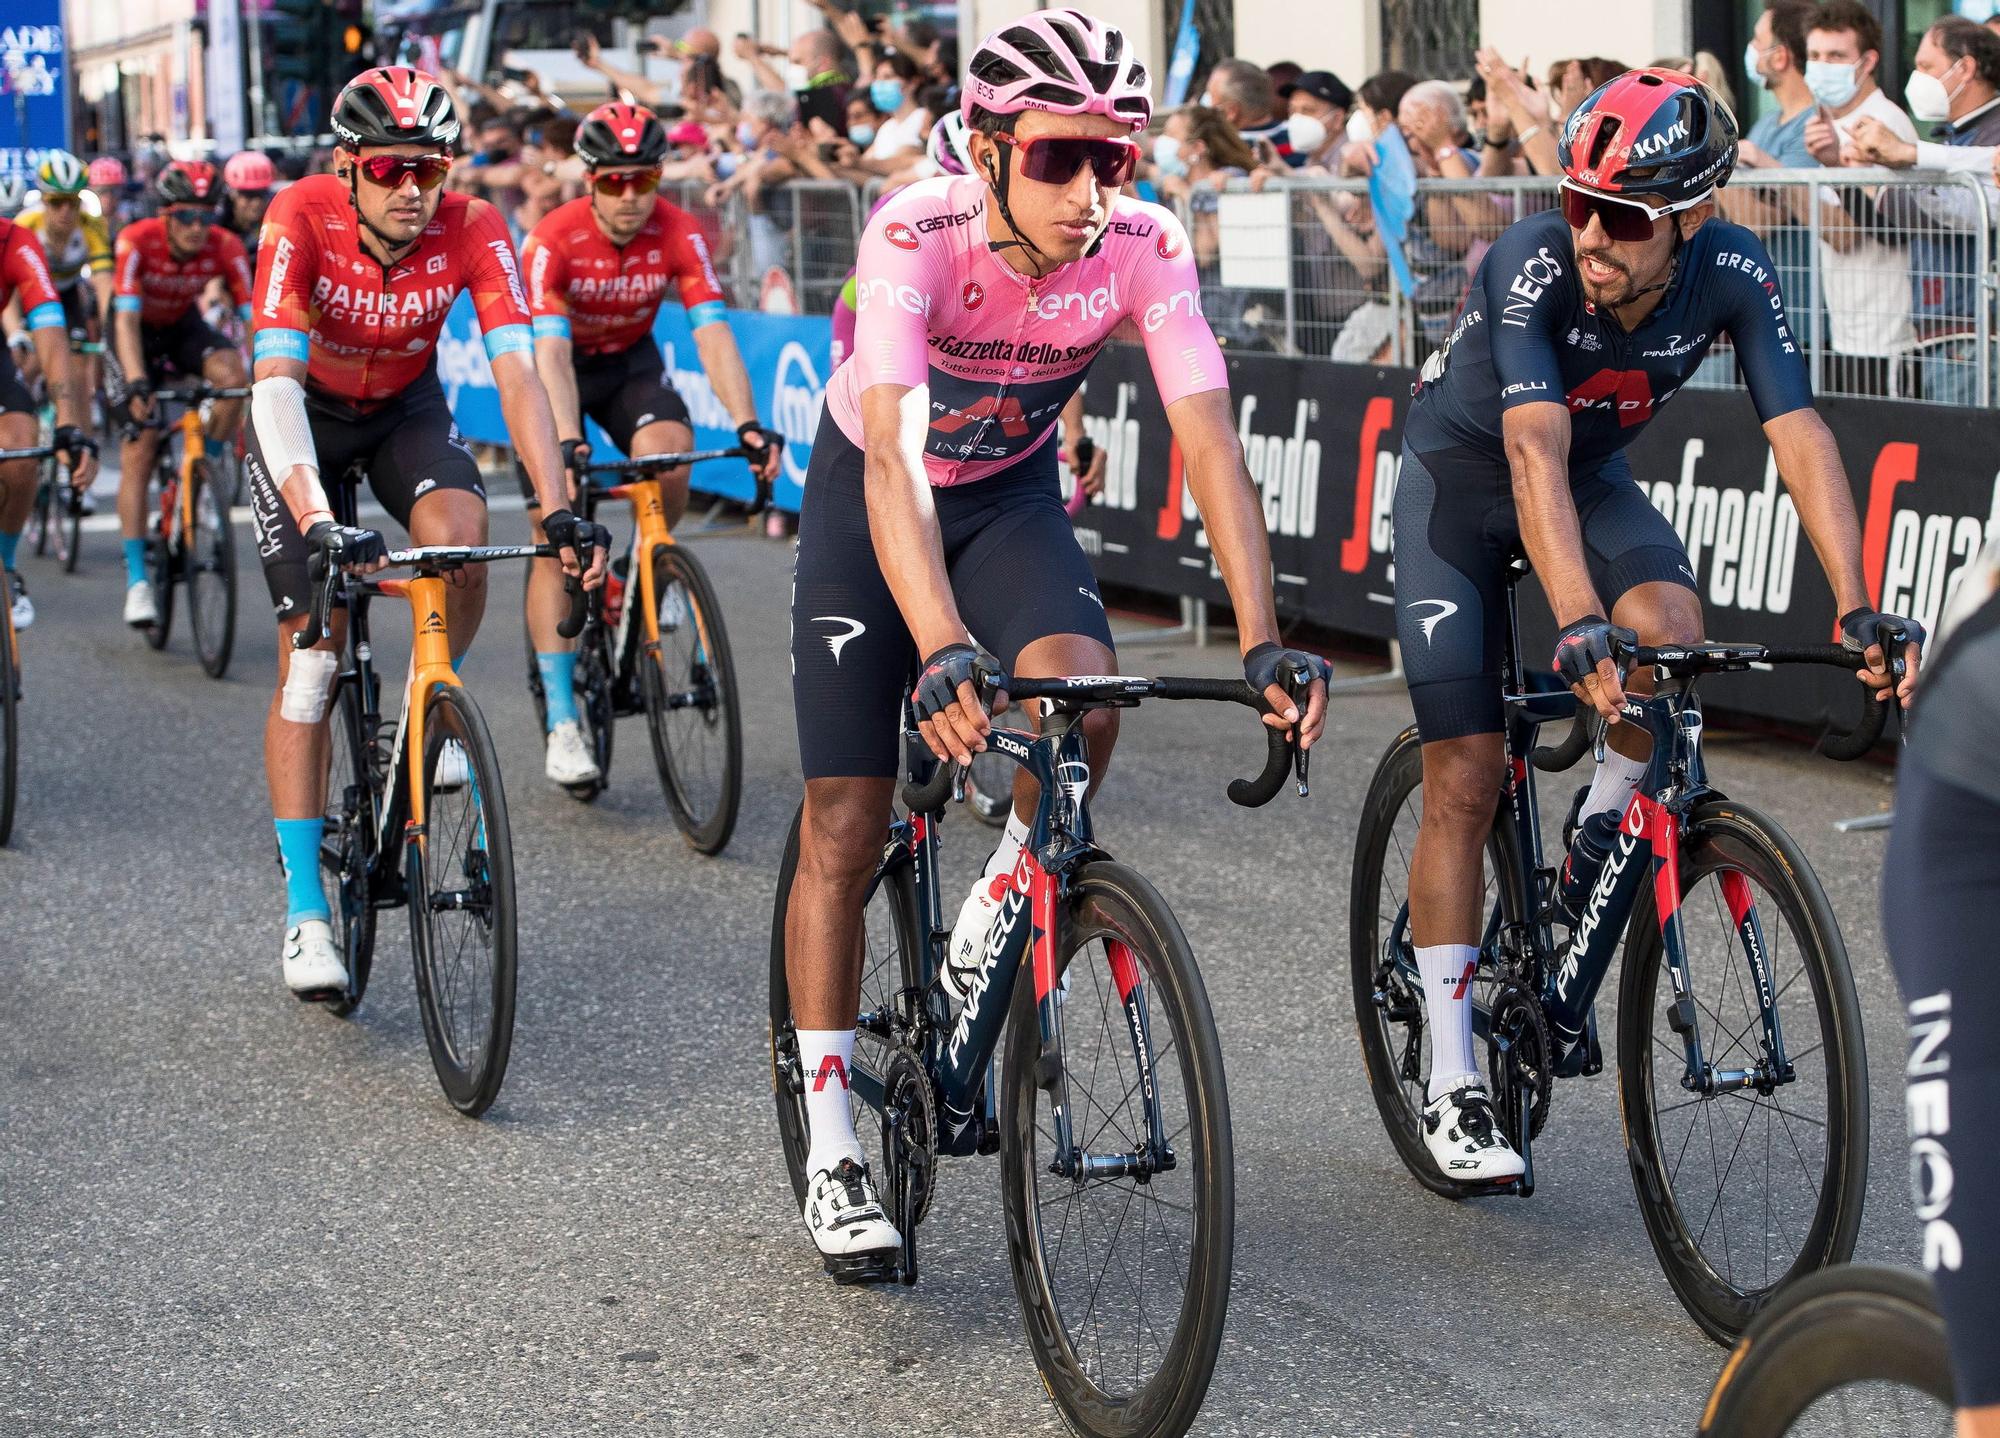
left=1403, top=208, right=1813, bottom=475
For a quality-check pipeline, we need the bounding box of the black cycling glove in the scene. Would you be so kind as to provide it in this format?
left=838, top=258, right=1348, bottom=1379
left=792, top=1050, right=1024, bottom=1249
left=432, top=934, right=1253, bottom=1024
left=912, top=643, right=980, bottom=724
left=558, top=438, right=591, bottom=481
left=1243, top=641, right=1331, bottom=703
left=304, top=520, right=387, bottom=576
left=540, top=507, right=594, bottom=557
left=1552, top=615, right=1637, bottom=689
left=1839, top=607, right=1926, bottom=657
left=51, top=425, right=98, bottom=464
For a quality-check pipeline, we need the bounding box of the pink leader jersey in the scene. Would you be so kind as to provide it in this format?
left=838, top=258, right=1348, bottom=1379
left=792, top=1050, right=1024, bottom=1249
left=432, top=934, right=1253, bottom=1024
left=823, top=174, right=1226, bottom=486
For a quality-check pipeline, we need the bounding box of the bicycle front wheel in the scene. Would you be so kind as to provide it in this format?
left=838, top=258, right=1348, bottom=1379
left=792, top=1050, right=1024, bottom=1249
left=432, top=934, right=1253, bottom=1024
left=322, top=672, right=379, bottom=1018
left=1001, top=861, right=1232, bottom=1438
left=142, top=498, right=176, bottom=651
left=407, top=684, right=518, bottom=1117
left=1696, top=1264, right=1953, bottom=1437
left=1618, top=799, right=1869, bottom=1344
left=27, top=469, right=54, bottom=558
left=183, top=462, right=236, bottom=679
left=641, top=544, right=741, bottom=854
left=0, top=612, right=17, bottom=847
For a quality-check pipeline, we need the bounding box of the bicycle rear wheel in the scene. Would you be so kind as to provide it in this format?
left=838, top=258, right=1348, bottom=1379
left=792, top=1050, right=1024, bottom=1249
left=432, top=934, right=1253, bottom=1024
left=1619, top=799, right=1869, bottom=1344
left=57, top=479, right=82, bottom=573
left=142, top=486, right=176, bottom=651
left=768, top=801, right=924, bottom=1210
left=640, top=544, right=741, bottom=854
left=524, top=620, right=613, bottom=802
left=27, top=470, right=54, bottom=558
left=1696, top=1265, right=1953, bottom=1437
left=1001, top=861, right=1233, bottom=1438
left=1348, top=724, right=1529, bottom=1197
left=183, top=461, right=236, bottom=679
left=0, top=611, right=17, bottom=847
left=322, top=672, right=379, bottom=1018
left=407, top=684, right=517, bottom=1117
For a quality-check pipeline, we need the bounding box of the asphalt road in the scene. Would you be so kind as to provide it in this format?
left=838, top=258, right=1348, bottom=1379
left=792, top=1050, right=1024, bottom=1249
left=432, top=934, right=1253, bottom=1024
left=2, top=473, right=1918, bottom=1437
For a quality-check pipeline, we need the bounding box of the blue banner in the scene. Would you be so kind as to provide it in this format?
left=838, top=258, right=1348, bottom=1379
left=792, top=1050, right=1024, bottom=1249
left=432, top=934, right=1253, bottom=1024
left=435, top=300, right=831, bottom=513
left=1163, top=0, right=1201, bottom=108
left=0, top=10, right=72, bottom=175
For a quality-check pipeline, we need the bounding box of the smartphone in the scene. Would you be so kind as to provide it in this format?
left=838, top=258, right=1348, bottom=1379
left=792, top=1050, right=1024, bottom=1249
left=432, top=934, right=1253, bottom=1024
left=795, top=83, right=847, bottom=133
left=570, top=32, right=593, bottom=60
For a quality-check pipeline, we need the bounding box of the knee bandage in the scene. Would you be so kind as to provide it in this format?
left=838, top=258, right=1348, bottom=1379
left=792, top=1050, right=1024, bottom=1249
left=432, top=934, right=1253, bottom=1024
left=280, top=647, right=338, bottom=724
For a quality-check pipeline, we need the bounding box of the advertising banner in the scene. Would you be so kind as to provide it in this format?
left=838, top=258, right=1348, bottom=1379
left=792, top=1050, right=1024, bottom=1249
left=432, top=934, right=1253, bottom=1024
left=1074, top=350, right=1999, bottom=730
left=436, top=299, right=829, bottom=513
left=0, top=9, right=71, bottom=176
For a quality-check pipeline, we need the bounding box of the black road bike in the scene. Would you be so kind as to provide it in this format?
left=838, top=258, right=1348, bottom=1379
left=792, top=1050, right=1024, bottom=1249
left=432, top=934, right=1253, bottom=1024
left=524, top=447, right=762, bottom=853
left=24, top=402, right=82, bottom=572
left=769, top=669, right=1308, bottom=1438
left=0, top=441, right=54, bottom=846
left=1351, top=559, right=1896, bottom=1343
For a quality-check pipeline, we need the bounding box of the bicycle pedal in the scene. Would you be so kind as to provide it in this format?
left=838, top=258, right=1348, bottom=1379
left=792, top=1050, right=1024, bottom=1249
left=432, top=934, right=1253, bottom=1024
left=821, top=1250, right=903, bottom=1286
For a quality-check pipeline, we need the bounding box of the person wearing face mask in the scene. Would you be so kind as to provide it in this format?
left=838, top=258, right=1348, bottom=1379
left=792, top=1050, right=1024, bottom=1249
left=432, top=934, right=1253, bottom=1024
left=1846, top=17, right=2000, bottom=176
left=1279, top=70, right=1353, bottom=169
left=856, top=53, right=930, bottom=175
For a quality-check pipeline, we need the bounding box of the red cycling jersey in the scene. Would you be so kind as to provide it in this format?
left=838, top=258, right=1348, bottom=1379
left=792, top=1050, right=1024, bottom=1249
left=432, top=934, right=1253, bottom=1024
left=0, top=218, right=63, bottom=338
left=112, top=217, right=253, bottom=328
left=250, top=174, right=534, bottom=409
left=520, top=195, right=727, bottom=356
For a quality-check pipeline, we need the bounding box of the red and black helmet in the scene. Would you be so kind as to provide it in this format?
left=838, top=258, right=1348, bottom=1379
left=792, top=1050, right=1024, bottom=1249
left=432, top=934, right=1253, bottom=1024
left=1558, top=67, right=1736, bottom=205
left=156, top=159, right=219, bottom=204
left=575, top=102, right=668, bottom=168
left=331, top=66, right=461, bottom=151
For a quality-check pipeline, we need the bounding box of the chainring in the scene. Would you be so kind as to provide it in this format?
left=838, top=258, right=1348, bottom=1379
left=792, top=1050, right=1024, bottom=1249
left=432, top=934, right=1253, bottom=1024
left=881, top=1047, right=939, bottom=1226
left=1486, top=978, right=1555, bottom=1142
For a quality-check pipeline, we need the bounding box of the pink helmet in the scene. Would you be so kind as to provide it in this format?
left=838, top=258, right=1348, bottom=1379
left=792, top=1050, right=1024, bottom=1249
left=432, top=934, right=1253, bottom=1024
left=961, top=10, right=1152, bottom=132
left=87, top=155, right=127, bottom=187
left=223, top=151, right=276, bottom=192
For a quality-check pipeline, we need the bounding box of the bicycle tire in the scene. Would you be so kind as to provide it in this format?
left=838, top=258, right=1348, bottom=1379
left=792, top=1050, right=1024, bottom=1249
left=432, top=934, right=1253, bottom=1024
left=1348, top=724, right=1529, bottom=1198
left=0, top=611, right=17, bottom=847
left=407, top=683, right=518, bottom=1117
left=768, top=801, right=925, bottom=1211
left=1001, top=860, right=1233, bottom=1438
left=28, top=469, right=53, bottom=558
left=183, top=461, right=236, bottom=679
left=641, top=544, right=742, bottom=854
left=523, top=619, right=614, bottom=803
left=1697, top=1265, right=1953, bottom=1437
left=322, top=672, right=379, bottom=1018
left=142, top=479, right=176, bottom=651
left=1618, top=799, right=1870, bottom=1344
left=59, top=469, right=82, bottom=574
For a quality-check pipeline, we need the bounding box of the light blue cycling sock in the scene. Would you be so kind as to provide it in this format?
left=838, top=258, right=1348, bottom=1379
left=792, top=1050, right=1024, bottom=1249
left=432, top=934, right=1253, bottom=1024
left=274, top=818, right=330, bottom=925
left=0, top=530, right=19, bottom=569
left=535, top=652, right=579, bottom=729
left=123, top=537, right=148, bottom=588
left=204, top=437, right=228, bottom=464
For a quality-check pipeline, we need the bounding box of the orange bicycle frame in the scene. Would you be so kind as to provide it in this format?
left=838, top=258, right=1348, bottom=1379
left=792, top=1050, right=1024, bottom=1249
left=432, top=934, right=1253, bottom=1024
left=605, top=475, right=718, bottom=662
left=373, top=573, right=462, bottom=836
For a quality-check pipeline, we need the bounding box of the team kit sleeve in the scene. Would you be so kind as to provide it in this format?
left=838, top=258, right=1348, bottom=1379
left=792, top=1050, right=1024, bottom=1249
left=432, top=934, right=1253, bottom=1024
left=665, top=216, right=728, bottom=331
left=459, top=200, right=536, bottom=363
left=4, top=227, right=64, bottom=332
left=521, top=230, right=572, bottom=343
left=1714, top=228, right=1814, bottom=423
left=111, top=226, right=147, bottom=321
left=84, top=216, right=113, bottom=274
left=249, top=191, right=317, bottom=367
left=1123, top=207, right=1226, bottom=408
left=1482, top=226, right=1570, bottom=413
left=846, top=205, right=947, bottom=395
left=221, top=230, right=255, bottom=327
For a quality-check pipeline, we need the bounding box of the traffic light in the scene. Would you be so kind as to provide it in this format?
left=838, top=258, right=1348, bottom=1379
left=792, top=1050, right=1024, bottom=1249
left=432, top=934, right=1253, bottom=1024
left=342, top=21, right=376, bottom=62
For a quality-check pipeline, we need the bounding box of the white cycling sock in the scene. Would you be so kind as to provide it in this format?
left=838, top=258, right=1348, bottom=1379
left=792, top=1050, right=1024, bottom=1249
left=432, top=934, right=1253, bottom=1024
left=1581, top=747, right=1649, bottom=826
left=1417, top=943, right=1482, bottom=1102
left=799, top=1028, right=864, bottom=1174
left=986, top=809, right=1030, bottom=886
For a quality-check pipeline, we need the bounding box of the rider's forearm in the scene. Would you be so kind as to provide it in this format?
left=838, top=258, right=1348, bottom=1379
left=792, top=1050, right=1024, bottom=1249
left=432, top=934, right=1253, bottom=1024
left=1505, top=403, right=1602, bottom=625
left=533, top=336, right=584, bottom=441
left=494, top=351, right=568, bottom=513
left=861, top=386, right=969, bottom=657
left=114, top=309, right=145, bottom=391
left=1765, top=409, right=1871, bottom=614
left=596, top=59, right=660, bottom=105
left=691, top=324, right=758, bottom=428
left=1171, top=390, right=1281, bottom=652
left=28, top=325, right=80, bottom=431
left=253, top=357, right=334, bottom=525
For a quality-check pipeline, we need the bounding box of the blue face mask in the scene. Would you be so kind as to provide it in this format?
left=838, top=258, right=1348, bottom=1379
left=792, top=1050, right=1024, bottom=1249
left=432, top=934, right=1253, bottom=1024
left=1152, top=134, right=1189, bottom=177
left=849, top=124, right=877, bottom=148
left=870, top=80, right=905, bottom=113
left=1805, top=59, right=1859, bottom=109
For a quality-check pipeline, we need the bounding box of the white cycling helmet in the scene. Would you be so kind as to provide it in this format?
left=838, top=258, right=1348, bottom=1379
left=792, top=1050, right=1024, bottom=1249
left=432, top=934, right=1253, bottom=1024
left=926, top=112, right=974, bottom=176
left=0, top=173, right=28, bottom=216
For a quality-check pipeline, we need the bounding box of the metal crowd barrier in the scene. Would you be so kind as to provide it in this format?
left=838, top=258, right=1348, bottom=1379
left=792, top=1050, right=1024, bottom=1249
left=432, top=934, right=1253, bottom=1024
left=660, top=176, right=861, bottom=315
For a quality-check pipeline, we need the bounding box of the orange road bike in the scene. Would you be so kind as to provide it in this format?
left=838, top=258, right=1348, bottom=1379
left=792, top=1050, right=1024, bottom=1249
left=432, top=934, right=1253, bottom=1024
left=137, top=382, right=250, bottom=678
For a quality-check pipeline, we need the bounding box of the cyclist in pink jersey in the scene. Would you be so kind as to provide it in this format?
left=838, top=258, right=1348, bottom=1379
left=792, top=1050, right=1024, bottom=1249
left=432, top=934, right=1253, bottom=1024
left=784, top=8, right=1330, bottom=1276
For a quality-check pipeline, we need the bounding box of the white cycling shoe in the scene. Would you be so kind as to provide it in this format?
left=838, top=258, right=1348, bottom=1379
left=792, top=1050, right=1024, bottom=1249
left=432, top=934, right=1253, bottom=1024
left=7, top=571, right=32, bottom=631
left=544, top=720, right=601, bottom=786
left=1421, top=1083, right=1527, bottom=1184
left=803, top=1156, right=902, bottom=1281
left=431, top=738, right=471, bottom=791
left=282, top=919, right=348, bottom=1000
left=123, top=580, right=157, bottom=628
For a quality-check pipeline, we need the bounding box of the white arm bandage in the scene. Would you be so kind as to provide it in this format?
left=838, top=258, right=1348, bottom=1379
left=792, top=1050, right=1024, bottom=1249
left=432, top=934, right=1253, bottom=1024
left=251, top=375, right=321, bottom=492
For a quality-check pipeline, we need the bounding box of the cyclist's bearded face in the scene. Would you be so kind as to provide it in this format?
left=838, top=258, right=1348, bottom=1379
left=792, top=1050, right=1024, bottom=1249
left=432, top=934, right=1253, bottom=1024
left=590, top=168, right=659, bottom=239
left=1572, top=196, right=1676, bottom=309
left=346, top=144, right=449, bottom=245
left=974, top=110, right=1135, bottom=266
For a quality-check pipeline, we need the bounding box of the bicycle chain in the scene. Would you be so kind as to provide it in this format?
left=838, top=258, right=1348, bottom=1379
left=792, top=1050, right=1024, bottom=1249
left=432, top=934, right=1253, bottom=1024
left=1486, top=977, right=1555, bottom=1142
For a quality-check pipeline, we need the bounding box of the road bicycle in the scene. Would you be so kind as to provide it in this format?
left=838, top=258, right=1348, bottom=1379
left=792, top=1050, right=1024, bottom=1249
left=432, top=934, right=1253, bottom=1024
left=1350, top=557, right=1897, bottom=1343
left=136, top=382, right=250, bottom=679
left=0, top=439, right=55, bottom=847
left=1697, top=1263, right=1954, bottom=1436
left=24, top=401, right=82, bottom=572
left=522, top=447, right=762, bottom=853
left=300, top=484, right=589, bottom=1117
left=769, top=666, right=1310, bottom=1438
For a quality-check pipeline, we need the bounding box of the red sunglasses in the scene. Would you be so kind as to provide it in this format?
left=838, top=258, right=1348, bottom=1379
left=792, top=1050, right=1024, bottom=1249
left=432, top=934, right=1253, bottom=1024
left=995, top=132, right=1139, bottom=188
left=1557, top=180, right=1693, bottom=243
left=353, top=154, right=454, bottom=191
left=591, top=168, right=662, bottom=198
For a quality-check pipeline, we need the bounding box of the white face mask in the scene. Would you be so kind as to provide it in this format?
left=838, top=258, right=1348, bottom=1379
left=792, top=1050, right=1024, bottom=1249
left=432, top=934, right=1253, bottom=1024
left=785, top=61, right=811, bottom=92
left=1152, top=134, right=1187, bottom=177
left=1906, top=62, right=1968, bottom=123
left=1804, top=59, right=1860, bottom=110
left=1197, top=90, right=1214, bottom=108
left=1346, top=108, right=1376, bottom=145
left=1743, top=41, right=1764, bottom=84
left=1285, top=112, right=1328, bottom=156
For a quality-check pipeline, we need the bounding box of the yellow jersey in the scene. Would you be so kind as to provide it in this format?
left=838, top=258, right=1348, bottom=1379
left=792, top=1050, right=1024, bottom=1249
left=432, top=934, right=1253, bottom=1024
left=17, top=206, right=113, bottom=291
